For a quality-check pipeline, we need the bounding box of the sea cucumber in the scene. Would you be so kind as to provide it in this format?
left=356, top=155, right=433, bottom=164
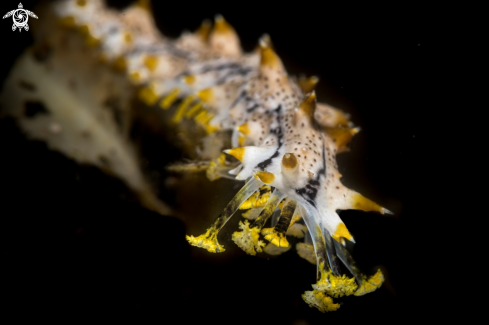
left=2, top=0, right=392, bottom=312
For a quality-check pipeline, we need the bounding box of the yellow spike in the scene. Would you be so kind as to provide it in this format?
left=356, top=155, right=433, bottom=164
left=138, top=86, right=158, bottom=106
left=325, top=126, right=360, bottom=153
left=144, top=55, right=159, bottom=72
left=259, top=34, right=274, bottom=50
left=135, top=0, right=152, bottom=12
left=254, top=171, right=275, bottom=184
left=196, top=88, right=214, bottom=104
left=182, top=75, right=196, bottom=85
left=260, top=45, right=284, bottom=70
left=332, top=223, right=353, bottom=242
left=185, top=102, right=203, bottom=118
left=299, top=91, right=317, bottom=119
left=208, top=15, right=241, bottom=56
left=224, top=147, right=246, bottom=162
left=213, top=14, right=235, bottom=35
left=298, top=76, right=319, bottom=94
left=159, top=88, right=180, bottom=109
left=349, top=192, right=391, bottom=215
left=172, top=95, right=196, bottom=123
left=237, top=122, right=250, bottom=135
left=195, top=19, right=211, bottom=41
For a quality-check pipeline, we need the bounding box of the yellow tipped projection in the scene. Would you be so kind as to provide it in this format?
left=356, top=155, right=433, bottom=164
left=298, top=76, right=319, bottom=94
left=224, top=147, right=246, bottom=162
left=259, top=34, right=274, bottom=50
left=196, top=88, right=214, bottom=104
left=182, top=75, right=196, bottom=85
left=144, top=55, right=158, bottom=72
left=237, top=122, right=250, bottom=135
left=260, top=44, right=284, bottom=70
left=325, top=126, right=360, bottom=153
left=195, top=19, right=211, bottom=41
left=213, top=15, right=235, bottom=35
left=254, top=171, right=275, bottom=184
left=135, top=0, right=152, bottom=12
left=349, top=192, right=392, bottom=215
left=299, top=91, right=317, bottom=119
left=332, top=223, right=354, bottom=243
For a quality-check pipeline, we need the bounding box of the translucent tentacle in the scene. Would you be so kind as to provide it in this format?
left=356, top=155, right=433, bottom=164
left=186, top=177, right=260, bottom=252
left=333, top=239, right=363, bottom=284
left=262, top=197, right=297, bottom=247
left=323, top=227, right=342, bottom=276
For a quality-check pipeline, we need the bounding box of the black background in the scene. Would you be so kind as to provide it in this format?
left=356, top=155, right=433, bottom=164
left=0, top=0, right=429, bottom=323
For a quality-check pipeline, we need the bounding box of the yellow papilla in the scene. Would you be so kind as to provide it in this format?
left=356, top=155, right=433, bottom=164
left=349, top=192, right=391, bottom=215
left=298, top=75, right=319, bottom=94
left=138, top=86, right=158, bottom=106
left=197, top=88, right=214, bottom=104
left=186, top=227, right=225, bottom=253
left=332, top=222, right=353, bottom=242
left=299, top=91, right=317, bottom=119
left=213, top=15, right=235, bottom=35
left=232, top=220, right=264, bottom=255
left=254, top=171, right=275, bottom=184
left=195, top=20, right=211, bottom=41
left=182, top=75, right=196, bottom=85
left=144, top=55, right=159, bottom=72
left=225, top=147, right=245, bottom=162
left=354, top=269, right=384, bottom=296
left=302, top=290, right=340, bottom=313
left=237, top=122, right=250, bottom=135
left=260, top=46, right=282, bottom=69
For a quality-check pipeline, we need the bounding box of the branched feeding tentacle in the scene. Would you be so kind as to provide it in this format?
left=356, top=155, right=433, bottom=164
left=232, top=187, right=285, bottom=255
left=186, top=177, right=260, bottom=252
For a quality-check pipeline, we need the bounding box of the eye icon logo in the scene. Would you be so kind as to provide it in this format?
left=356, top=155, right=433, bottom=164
left=3, top=3, right=38, bottom=32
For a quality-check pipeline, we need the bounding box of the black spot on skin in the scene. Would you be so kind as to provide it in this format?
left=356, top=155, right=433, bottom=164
left=24, top=101, right=49, bottom=118
left=19, top=80, right=36, bottom=92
